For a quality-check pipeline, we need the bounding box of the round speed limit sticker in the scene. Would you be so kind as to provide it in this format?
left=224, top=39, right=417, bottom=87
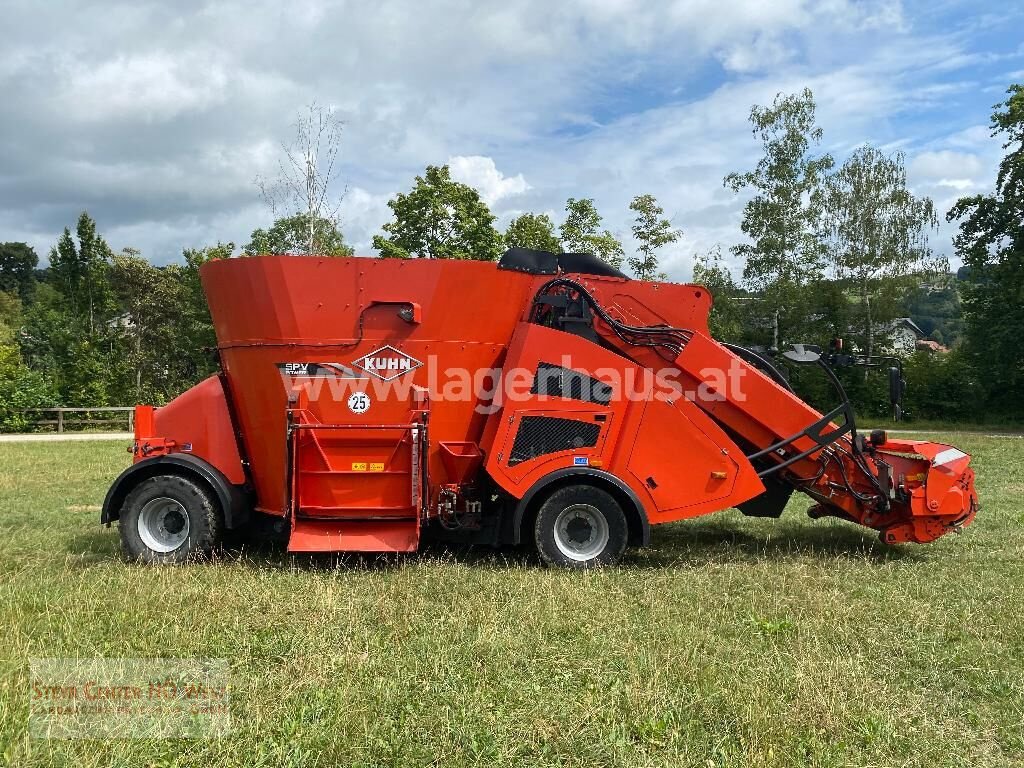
left=347, top=392, right=371, bottom=414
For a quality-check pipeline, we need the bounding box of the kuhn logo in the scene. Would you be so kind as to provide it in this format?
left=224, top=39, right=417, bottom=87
left=352, top=345, right=422, bottom=381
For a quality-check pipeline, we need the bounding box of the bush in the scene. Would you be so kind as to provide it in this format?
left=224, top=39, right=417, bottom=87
left=775, top=349, right=980, bottom=425
left=901, top=347, right=983, bottom=422
left=0, top=343, right=58, bottom=432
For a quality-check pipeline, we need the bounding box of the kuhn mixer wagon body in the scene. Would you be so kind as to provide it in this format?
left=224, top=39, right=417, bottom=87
left=102, top=251, right=978, bottom=566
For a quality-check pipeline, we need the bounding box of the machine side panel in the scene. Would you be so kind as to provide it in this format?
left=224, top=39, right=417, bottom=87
left=483, top=323, right=764, bottom=522
left=582, top=277, right=714, bottom=336
left=147, top=375, right=246, bottom=485
left=623, top=396, right=763, bottom=521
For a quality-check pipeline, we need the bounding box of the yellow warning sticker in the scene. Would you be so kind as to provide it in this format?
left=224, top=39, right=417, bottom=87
left=369, top=462, right=385, bottom=472
left=351, top=462, right=368, bottom=472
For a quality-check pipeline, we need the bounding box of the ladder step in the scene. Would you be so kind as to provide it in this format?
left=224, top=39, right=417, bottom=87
left=296, top=512, right=417, bottom=522
left=297, top=504, right=415, bottom=518
left=288, top=517, right=419, bottom=553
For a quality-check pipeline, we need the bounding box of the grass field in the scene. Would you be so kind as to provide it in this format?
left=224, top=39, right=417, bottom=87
left=1, top=434, right=1022, bottom=767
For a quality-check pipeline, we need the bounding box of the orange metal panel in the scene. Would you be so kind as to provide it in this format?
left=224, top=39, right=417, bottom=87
left=294, top=426, right=416, bottom=517
left=287, top=518, right=419, bottom=552
left=483, top=322, right=764, bottom=522
left=140, top=375, right=245, bottom=485
left=201, top=256, right=539, bottom=517
left=626, top=398, right=745, bottom=518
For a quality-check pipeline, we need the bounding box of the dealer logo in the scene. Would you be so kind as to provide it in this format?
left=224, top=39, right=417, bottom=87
left=352, top=345, right=423, bottom=381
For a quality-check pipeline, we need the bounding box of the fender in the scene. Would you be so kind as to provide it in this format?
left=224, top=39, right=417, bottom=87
left=511, top=467, right=650, bottom=546
left=101, top=453, right=250, bottom=529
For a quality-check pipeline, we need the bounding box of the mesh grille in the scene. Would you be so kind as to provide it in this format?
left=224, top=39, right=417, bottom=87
left=508, top=416, right=600, bottom=466
left=530, top=363, right=612, bottom=406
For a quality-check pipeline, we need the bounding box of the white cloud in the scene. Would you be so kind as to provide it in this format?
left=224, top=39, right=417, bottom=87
left=59, top=52, right=230, bottom=122
left=935, top=178, right=975, bottom=190
left=448, top=156, right=530, bottom=207
left=0, top=0, right=1011, bottom=280
left=338, top=187, right=393, bottom=254
left=909, top=150, right=984, bottom=181
left=903, top=143, right=1001, bottom=263
left=716, top=34, right=794, bottom=74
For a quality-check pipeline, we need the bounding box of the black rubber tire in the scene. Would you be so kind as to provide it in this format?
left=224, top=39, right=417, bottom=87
left=119, top=475, right=223, bottom=564
left=534, top=484, right=628, bottom=568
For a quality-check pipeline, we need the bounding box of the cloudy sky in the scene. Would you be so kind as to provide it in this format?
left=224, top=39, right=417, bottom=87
left=1, top=0, right=1021, bottom=280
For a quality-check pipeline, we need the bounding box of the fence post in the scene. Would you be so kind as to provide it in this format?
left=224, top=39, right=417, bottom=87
left=57, top=409, right=64, bottom=433
left=128, top=409, right=134, bottom=433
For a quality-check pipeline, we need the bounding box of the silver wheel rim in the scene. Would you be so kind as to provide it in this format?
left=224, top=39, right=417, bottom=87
left=553, top=503, right=609, bottom=562
left=137, top=497, right=190, bottom=553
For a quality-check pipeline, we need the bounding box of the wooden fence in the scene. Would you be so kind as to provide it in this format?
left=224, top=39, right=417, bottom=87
left=22, top=407, right=135, bottom=433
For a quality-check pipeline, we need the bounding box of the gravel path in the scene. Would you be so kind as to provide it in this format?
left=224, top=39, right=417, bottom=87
left=0, top=432, right=133, bottom=443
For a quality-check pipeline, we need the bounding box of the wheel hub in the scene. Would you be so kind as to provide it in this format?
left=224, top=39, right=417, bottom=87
left=137, top=497, right=190, bottom=553
left=553, top=503, right=609, bottom=561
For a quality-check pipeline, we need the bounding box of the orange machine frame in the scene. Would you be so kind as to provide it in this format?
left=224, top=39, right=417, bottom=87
left=106, top=254, right=977, bottom=553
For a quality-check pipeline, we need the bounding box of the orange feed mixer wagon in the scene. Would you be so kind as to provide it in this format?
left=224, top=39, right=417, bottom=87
left=101, top=250, right=978, bottom=566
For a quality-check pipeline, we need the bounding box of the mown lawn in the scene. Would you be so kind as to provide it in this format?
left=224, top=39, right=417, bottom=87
left=1, top=433, right=1022, bottom=767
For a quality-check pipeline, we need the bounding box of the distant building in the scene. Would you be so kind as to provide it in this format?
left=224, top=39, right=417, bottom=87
left=107, top=312, right=134, bottom=331
left=879, top=318, right=925, bottom=357
left=843, top=318, right=948, bottom=357
left=915, top=339, right=950, bottom=354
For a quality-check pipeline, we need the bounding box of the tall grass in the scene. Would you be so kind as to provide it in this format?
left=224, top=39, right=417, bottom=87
left=1, top=435, right=1021, bottom=767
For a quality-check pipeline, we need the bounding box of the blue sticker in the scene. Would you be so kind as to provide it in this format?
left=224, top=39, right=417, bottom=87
left=573, top=456, right=589, bottom=466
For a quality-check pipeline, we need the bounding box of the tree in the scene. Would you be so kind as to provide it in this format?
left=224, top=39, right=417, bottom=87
left=173, top=242, right=234, bottom=393
left=20, top=279, right=109, bottom=406
left=0, top=313, right=56, bottom=431
left=25, top=212, right=118, bottom=406
left=108, top=250, right=167, bottom=402
left=102, top=242, right=232, bottom=405
left=256, top=103, right=349, bottom=256
left=821, top=145, right=941, bottom=361
left=629, top=194, right=681, bottom=280
left=504, top=213, right=561, bottom=252
left=372, top=165, right=504, bottom=260
left=948, top=84, right=1024, bottom=413
left=107, top=248, right=212, bottom=404
left=693, top=246, right=746, bottom=340
left=725, top=88, right=833, bottom=349
left=0, top=291, right=19, bottom=328
left=559, top=198, right=625, bottom=269
left=47, top=212, right=114, bottom=335
left=0, top=242, right=38, bottom=301
left=244, top=214, right=353, bottom=256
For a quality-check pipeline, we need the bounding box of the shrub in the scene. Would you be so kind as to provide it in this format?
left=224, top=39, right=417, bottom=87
left=0, top=342, right=58, bottom=432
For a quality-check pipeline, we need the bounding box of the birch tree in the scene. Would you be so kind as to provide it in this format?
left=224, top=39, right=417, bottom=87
left=821, top=145, right=941, bottom=360
left=256, top=103, right=350, bottom=256
left=725, top=88, right=833, bottom=349
left=629, top=194, right=681, bottom=280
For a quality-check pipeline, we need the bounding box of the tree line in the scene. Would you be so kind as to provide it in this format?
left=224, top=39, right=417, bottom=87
left=0, top=85, right=1021, bottom=429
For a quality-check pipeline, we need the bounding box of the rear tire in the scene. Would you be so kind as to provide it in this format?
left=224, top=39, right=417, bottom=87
left=119, top=475, right=223, bottom=564
left=534, top=485, right=628, bottom=568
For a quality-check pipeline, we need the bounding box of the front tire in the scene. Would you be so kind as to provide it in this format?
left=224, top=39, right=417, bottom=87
left=119, top=475, right=223, bottom=563
left=534, top=485, right=628, bottom=568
